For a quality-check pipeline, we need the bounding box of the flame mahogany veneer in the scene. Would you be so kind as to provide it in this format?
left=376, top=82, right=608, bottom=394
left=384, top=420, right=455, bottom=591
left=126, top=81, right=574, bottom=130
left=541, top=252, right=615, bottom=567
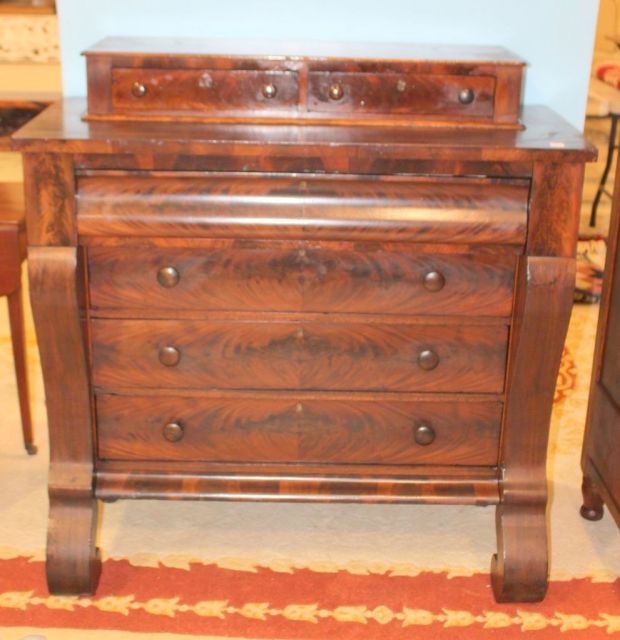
left=12, top=38, right=595, bottom=602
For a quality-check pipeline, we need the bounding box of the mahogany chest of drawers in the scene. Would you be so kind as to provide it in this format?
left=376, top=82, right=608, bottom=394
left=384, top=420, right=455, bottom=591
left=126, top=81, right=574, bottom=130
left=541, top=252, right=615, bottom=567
left=13, top=38, right=595, bottom=602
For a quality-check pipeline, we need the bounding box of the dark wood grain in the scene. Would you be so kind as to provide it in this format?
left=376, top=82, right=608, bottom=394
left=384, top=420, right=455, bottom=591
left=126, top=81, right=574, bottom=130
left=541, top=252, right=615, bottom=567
left=112, top=68, right=300, bottom=113
left=527, top=162, right=585, bottom=257
left=91, top=319, right=508, bottom=393
left=71, top=154, right=534, bottom=178
left=22, top=154, right=75, bottom=246
left=28, top=246, right=100, bottom=594
left=581, top=157, right=620, bottom=528
left=492, top=256, right=575, bottom=602
left=16, top=40, right=595, bottom=602
left=82, top=38, right=522, bottom=126
left=87, top=243, right=517, bottom=316
left=95, top=460, right=500, bottom=504
left=13, top=100, right=596, bottom=164
left=96, top=394, right=502, bottom=466
left=76, top=174, right=529, bottom=244
left=307, top=72, right=494, bottom=117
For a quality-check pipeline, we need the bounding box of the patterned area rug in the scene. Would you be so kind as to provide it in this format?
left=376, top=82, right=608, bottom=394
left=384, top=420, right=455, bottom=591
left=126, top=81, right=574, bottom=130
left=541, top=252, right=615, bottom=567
left=0, top=287, right=618, bottom=639
left=0, top=553, right=618, bottom=639
left=575, top=238, right=607, bottom=304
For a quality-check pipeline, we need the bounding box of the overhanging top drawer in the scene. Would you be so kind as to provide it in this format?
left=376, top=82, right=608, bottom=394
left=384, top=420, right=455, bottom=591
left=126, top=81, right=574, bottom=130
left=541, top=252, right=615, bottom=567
left=76, top=174, right=528, bottom=245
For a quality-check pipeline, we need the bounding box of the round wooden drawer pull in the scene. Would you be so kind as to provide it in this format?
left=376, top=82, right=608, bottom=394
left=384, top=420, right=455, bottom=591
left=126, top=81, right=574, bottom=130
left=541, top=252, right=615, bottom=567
left=328, top=83, right=344, bottom=100
left=423, top=271, right=446, bottom=292
left=417, top=349, right=440, bottom=371
left=458, top=88, right=475, bottom=104
left=163, top=421, right=184, bottom=443
left=131, top=82, right=148, bottom=98
left=157, top=266, right=180, bottom=288
left=159, top=345, right=181, bottom=367
left=414, top=423, right=436, bottom=446
left=262, top=83, right=277, bottom=99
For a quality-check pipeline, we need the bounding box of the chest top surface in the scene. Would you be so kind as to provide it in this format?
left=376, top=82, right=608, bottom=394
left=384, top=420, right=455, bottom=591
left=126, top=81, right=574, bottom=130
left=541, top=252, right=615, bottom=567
left=13, top=37, right=595, bottom=163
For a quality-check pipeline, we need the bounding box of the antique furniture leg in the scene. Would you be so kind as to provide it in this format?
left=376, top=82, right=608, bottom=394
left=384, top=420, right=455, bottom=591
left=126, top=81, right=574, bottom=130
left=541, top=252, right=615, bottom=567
left=0, top=182, right=36, bottom=454
left=580, top=476, right=605, bottom=521
left=590, top=113, right=619, bottom=227
left=492, top=256, right=575, bottom=602
left=29, top=246, right=101, bottom=594
left=7, top=281, right=36, bottom=454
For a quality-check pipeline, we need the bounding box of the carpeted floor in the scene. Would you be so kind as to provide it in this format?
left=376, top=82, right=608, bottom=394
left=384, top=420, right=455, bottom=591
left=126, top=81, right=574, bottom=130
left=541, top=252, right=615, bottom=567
left=0, top=118, right=618, bottom=639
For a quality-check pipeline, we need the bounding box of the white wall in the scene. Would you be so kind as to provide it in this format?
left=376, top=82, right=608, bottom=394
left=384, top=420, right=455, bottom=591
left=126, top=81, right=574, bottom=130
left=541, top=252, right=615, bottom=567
left=56, top=0, right=599, bottom=130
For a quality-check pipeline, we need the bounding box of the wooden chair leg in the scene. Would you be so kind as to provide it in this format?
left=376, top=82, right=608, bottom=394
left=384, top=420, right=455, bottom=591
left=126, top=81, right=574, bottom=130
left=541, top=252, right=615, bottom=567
left=7, top=283, right=36, bottom=455
left=590, top=114, right=619, bottom=228
left=580, top=475, right=604, bottom=521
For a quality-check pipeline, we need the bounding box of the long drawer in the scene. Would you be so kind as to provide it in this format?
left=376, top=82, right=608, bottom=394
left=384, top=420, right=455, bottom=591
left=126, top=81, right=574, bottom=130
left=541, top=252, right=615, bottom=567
left=76, top=175, right=529, bottom=245
left=96, top=394, right=502, bottom=466
left=91, top=319, right=508, bottom=393
left=87, top=243, right=517, bottom=316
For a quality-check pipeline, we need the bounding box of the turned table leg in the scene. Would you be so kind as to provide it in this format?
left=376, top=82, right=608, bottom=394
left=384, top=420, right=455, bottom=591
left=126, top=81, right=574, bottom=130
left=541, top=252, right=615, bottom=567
left=29, top=246, right=101, bottom=594
left=492, top=256, right=575, bottom=602
left=580, top=475, right=605, bottom=521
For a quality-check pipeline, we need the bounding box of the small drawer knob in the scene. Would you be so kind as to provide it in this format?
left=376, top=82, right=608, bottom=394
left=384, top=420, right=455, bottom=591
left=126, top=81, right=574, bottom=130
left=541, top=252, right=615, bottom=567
left=418, top=349, right=440, bottom=371
left=423, top=271, right=446, bottom=292
left=328, top=83, right=344, bottom=101
left=414, top=423, right=436, bottom=446
left=131, top=82, right=148, bottom=98
left=163, top=421, right=184, bottom=443
left=458, top=88, right=475, bottom=104
left=159, top=345, right=181, bottom=367
left=262, top=83, right=277, bottom=99
left=157, top=266, right=180, bottom=288
left=396, top=78, right=407, bottom=93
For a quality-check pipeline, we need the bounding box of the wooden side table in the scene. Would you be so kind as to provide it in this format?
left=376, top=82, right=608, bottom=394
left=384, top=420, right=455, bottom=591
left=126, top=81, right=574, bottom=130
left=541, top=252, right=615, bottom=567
left=0, top=182, right=36, bottom=454
left=0, top=93, right=57, bottom=151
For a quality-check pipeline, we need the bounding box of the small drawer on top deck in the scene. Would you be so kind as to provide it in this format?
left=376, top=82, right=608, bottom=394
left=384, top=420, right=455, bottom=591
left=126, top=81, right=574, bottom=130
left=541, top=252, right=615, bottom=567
left=111, top=68, right=300, bottom=113
left=87, top=243, right=517, bottom=317
left=91, top=319, right=509, bottom=394
left=96, top=394, right=503, bottom=466
left=307, top=72, right=495, bottom=119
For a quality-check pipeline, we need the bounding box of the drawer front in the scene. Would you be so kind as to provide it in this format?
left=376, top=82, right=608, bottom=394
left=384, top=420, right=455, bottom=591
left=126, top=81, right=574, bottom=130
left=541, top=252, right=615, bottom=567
left=308, top=72, right=495, bottom=117
left=91, top=320, right=508, bottom=393
left=77, top=174, right=529, bottom=246
left=96, top=394, right=502, bottom=466
left=111, top=68, right=300, bottom=112
left=88, top=245, right=517, bottom=317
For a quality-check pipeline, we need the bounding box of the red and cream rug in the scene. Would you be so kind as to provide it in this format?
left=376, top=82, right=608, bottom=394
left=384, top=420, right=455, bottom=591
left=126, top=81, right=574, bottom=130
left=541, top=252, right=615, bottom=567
left=0, top=283, right=618, bottom=639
